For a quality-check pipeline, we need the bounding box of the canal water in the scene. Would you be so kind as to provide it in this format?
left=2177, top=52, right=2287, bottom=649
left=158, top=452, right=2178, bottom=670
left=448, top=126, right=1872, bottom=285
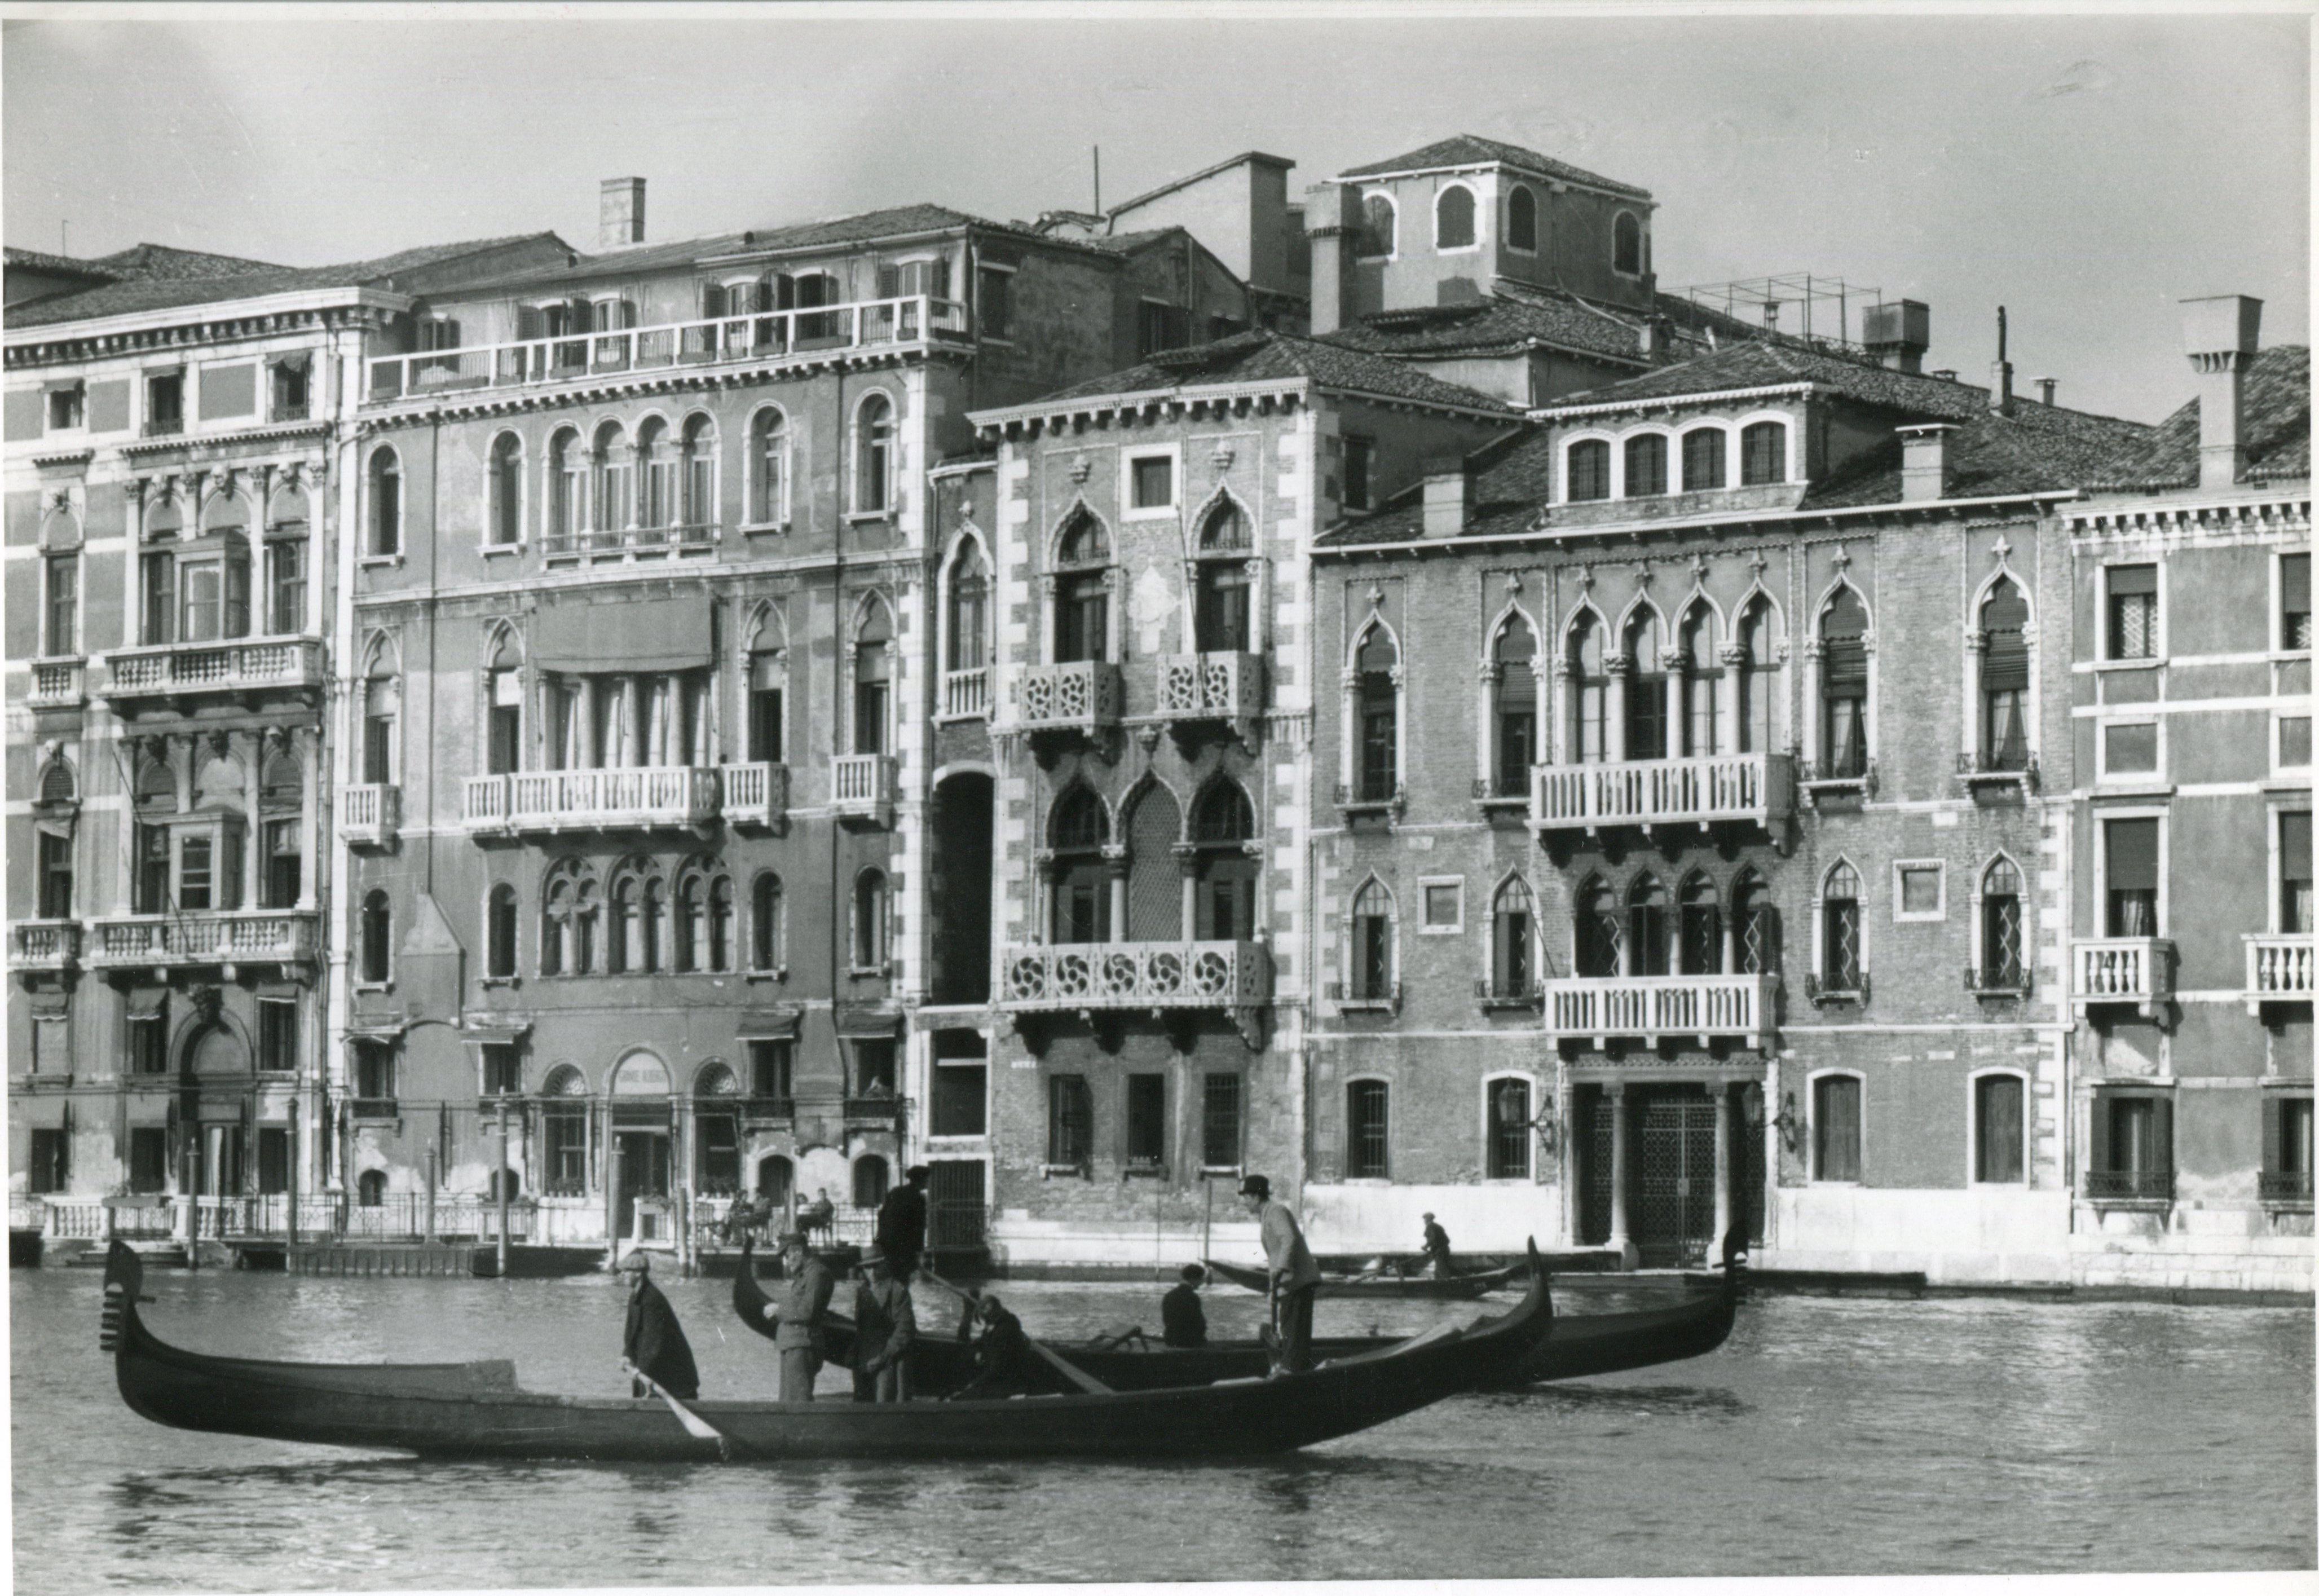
left=11, top=1264, right=2313, bottom=1590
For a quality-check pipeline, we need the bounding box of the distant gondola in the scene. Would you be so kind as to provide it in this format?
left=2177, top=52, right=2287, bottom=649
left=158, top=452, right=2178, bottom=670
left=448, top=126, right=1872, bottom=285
left=1201, top=1256, right=1525, bottom=1300
left=98, top=1238, right=1553, bottom=1462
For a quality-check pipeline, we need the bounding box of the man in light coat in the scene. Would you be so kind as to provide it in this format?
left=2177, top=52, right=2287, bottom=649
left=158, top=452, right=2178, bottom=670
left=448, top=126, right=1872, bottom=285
left=757, top=1229, right=836, bottom=1401
left=1239, top=1174, right=1320, bottom=1374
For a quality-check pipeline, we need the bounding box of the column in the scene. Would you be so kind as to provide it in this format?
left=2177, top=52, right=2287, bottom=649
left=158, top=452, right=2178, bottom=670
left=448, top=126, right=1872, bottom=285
left=1103, top=846, right=1129, bottom=944
left=1711, top=1084, right=1734, bottom=1257
left=578, top=677, right=600, bottom=769
left=1606, top=1083, right=1633, bottom=1267
left=297, top=726, right=320, bottom=910
left=1718, top=646, right=1746, bottom=757
left=1552, top=659, right=1576, bottom=763
left=115, top=737, right=143, bottom=913
left=1606, top=655, right=1630, bottom=762
left=303, top=462, right=328, bottom=638
left=1962, top=628, right=1987, bottom=770
left=1177, top=846, right=1200, bottom=942
left=241, top=729, right=264, bottom=909
left=624, top=676, right=646, bottom=766
left=125, top=479, right=147, bottom=646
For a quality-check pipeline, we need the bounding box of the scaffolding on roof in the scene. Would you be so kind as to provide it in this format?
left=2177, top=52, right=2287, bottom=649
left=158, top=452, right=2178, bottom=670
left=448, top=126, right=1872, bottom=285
left=1674, top=274, right=1883, bottom=355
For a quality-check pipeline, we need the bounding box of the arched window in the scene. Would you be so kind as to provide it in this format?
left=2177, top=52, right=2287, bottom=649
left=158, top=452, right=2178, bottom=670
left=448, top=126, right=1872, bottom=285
left=1981, top=858, right=2025, bottom=987
left=1576, top=875, right=1621, bottom=977
left=751, top=872, right=784, bottom=971
left=852, top=601, right=892, bottom=756
left=675, top=871, right=703, bottom=972
left=1681, top=428, right=1726, bottom=491
left=590, top=421, right=629, bottom=535
left=1049, top=788, right=1109, bottom=944
left=1625, top=608, right=1668, bottom=761
left=486, top=883, right=518, bottom=978
left=680, top=415, right=716, bottom=531
left=1676, top=604, right=1718, bottom=757
left=1193, top=501, right=1253, bottom=654
left=1346, top=1079, right=1390, bottom=1178
left=1814, top=1074, right=1862, bottom=1181
left=854, top=394, right=894, bottom=515
left=1980, top=578, right=2030, bottom=771
left=1820, top=589, right=1869, bottom=778
left=1348, top=880, right=1395, bottom=1002
left=1679, top=873, right=1722, bottom=975
left=853, top=868, right=889, bottom=970
left=1053, top=512, right=1110, bottom=664
left=1506, top=185, right=1538, bottom=252
left=707, top=873, right=733, bottom=973
left=1435, top=184, right=1476, bottom=249
left=641, top=876, right=667, bottom=973
left=607, top=874, right=637, bottom=975
left=359, top=889, right=392, bottom=984
left=1613, top=211, right=1643, bottom=276
left=1822, top=862, right=1863, bottom=991
left=1123, top=784, right=1183, bottom=942
left=1491, top=877, right=1536, bottom=1000
left=852, top=1154, right=891, bottom=1210
left=367, top=448, right=401, bottom=556
left=1567, top=439, right=1611, bottom=502
left=263, top=486, right=310, bottom=635
left=756, top=1153, right=794, bottom=1207
left=487, top=433, right=523, bottom=548
left=1624, top=434, right=1668, bottom=498
left=1740, top=421, right=1787, bottom=486
left=541, top=859, right=598, bottom=977
left=1736, top=599, right=1779, bottom=755
left=1191, top=782, right=1258, bottom=942
left=747, top=622, right=786, bottom=764
left=541, top=1065, right=590, bottom=1194
left=1568, top=610, right=1608, bottom=764
left=1487, top=616, right=1538, bottom=798
left=1360, top=193, right=1396, bottom=259
left=38, top=756, right=76, bottom=806
left=1488, top=1078, right=1532, bottom=1179
left=546, top=427, right=582, bottom=547
left=1354, top=626, right=1399, bottom=803
left=748, top=408, right=788, bottom=526
left=637, top=417, right=675, bottom=531
left=358, top=1169, right=387, bottom=1207
left=1974, top=1073, right=2026, bottom=1183
left=946, top=540, right=989, bottom=674
left=1627, top=874, right=1670, bottom=976
left=1734, top=869, right=1779, bottom=974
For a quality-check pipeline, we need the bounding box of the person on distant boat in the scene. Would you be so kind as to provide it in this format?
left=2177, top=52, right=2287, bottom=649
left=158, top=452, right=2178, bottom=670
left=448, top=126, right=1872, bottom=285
left=800, top=1188, right=837, bottom=1246
left=849, top=1245, right=916, bottom=1403
left=618, top=1251, right=699, bottom=1401
left=1239, top=1175, right=1320, bottom=1374
left=757, top=1229, right=836, bottom=1401
left=1421, top=1213, right=1456, bottom=1278
left=952, top=1292, right=1037, bottom=1399
left=1161, top=1264, right=1207, bottom=1348
left=876, top=1165, right=931, bottom=1281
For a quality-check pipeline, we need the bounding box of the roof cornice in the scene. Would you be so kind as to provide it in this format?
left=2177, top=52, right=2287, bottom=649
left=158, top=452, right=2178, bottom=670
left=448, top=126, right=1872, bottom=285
left=1530, top=381, right=1819, bottom=422
left=971, top=373, right=1514, bottom=437
left=1331, top=161, right=1654, bottom=208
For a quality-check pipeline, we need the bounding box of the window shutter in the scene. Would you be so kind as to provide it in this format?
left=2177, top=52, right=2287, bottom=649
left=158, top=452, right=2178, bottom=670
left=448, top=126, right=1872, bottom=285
left=876, top=264, right=900, bottom=299
left=2264, top=1093, right=2283, bottom=1178
left=2153, top=1095, right=2174, bottom=1175
left=702, top=283, right=726, bottom=319
left=2104, top=818, right=2159, bottom=893
left=568, top=298, right=592, bottom=333
left=2283, top=811, right=2311, bottom=883
left=517, top=306, right=544, bottom=341
left=618, top=301, right=637, bottom=329
left=773, top=274, right=793, bottom=310
left=933, top=258, right=952, bottom=299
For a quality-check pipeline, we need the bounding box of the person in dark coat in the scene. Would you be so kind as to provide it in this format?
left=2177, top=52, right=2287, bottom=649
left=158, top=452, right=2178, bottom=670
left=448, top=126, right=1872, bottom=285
left=1161, top=1264, right=1208, bottom=1348
left=951, top=1293, right=1038, bottom=1399
left=875, top=1165, right=931, bottom=1280
left=1421, top=1213, right=1456, bottom=1278
left=618, top=1251, right=699, bottom=1400
left=849, top=1246, right=916, bottom=1403
left=755, top=1229, right=836, bottom=1401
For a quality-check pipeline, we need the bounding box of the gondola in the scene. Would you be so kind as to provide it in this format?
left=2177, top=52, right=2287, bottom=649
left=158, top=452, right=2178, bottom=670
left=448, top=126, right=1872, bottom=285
left=733, top=1233, right=1744, bottom=1396
left=98, top=1238, right=1552, bottom=1462
left=1201, top=1256, right=1523, bottom=1300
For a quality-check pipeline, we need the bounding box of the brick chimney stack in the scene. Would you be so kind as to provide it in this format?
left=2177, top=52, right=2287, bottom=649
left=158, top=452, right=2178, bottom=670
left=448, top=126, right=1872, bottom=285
left=1421, top=457, right=1471, bottom=537
left=2181, top=294, right=2264, bottom=490
left=1305, top=184, right=1363, bottom=337
left=1989, top=306, right=2013, bottom=416
left=600, top=178, right=647, bottom=250
left=1898, top=423, right=1955, bottom=504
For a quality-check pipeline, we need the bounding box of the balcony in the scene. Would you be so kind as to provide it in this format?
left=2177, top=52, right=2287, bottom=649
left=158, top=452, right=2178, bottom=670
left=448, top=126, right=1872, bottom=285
left=86, top=910, right=318, bottom=972
left=2074, top=937, right=2176, bottom=1019
left=541, top=522, right=716, bottom=561
left=999, top=940, right=1272, bottom=1014
left=1475, top=975, right=1541, bottom=1013
left=942, top=667, right=991, bottom=721
left=2260, top=1170, right=2314, bottom=1206
left=462, top=766, right=718, bottom=835
left=740, top=1096, right=796, bottom=1125
left=26, top=658, right=83, bottom=710
left=720, top=762, right=788, bottom=830
left=844, top=1096, right=904, bottom=1123
left=2245, top=934, right=2314, bottom=1013
left=1542, top=973, right=1775, bottom=1048
left=1157, top=652, right=1265, bottom=731
left=2085, top=1168, right=2175, bottom=1203
left=9, top=920, right=81, bottom=975
left=364, top=295, right=972, bottom=403
left=1016, top=660, right=1121, bottom=738
left=338, top=784, right=399, bottom=848
left=99, top=639, right=325, bottom=707
left=1531, top=753, right=1794, bottom=839
left=1956, top=750, right=2040, bottom=799
left=831, top=754, right=896, bottom=826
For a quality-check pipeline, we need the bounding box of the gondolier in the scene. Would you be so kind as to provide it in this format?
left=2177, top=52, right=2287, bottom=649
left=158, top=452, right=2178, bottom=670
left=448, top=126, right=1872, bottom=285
left=850, top=1246, right=915, bottom=1403
left=760, top=1229, right=837, bottom=1401
left=1421, top=1213, right=1454, bottom=1278
left=619, top=1251, right=699, bottom=1401
left=876, top=1165, right=931, bottom=1280
left=1239, top=1175, right=1320, bottom=1374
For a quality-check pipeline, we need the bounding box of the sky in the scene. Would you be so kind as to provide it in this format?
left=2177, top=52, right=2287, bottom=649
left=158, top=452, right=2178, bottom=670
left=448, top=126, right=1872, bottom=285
left=2, top=8, right=2307, bottom=424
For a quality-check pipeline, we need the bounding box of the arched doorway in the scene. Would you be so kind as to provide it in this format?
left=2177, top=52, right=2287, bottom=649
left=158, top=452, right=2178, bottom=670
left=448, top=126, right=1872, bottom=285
left=608, top=1050, right=673, bottom=1241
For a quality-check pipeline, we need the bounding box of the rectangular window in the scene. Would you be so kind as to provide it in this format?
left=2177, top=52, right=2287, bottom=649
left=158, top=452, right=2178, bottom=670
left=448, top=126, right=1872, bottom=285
left=354, top=1041, right=396, bottom=1104
left=1202, top=1073, right=1242, bottom=1169
left=2104, top=817, right=2160, bottom=936
left=140, top=550, right=176, bottom=645
left=2283, top=553, right=2311, bottom=651
left=1681, top=429, right=1726, bottom=491
left=1047, top=1074, right=1092, bottom=1166
left=853, top=676, right=888, bottom=757
left=37, top=830, right=72, bottom=920
left=261, top=820, right=299, bottom=910
left=1423, top=881, right=1462, bottom=931
left=29, top=1129, right=68, bottom=1194
left=271, top=359, right=310, bottom=421
left=128, top=1015, right=166, bottom=1077
left=43, top=555, right=76, bottom=655
left=1974, top=1075, right=2024, bottom=1183
left=2283, top=811, right=2313, bottom=935
left=2267, top=1096, right=2314, bottom=1202
left=1136, top=301, right=1190, bottom=358
left=2104, top=721, right=2158, bottom=776
left=178, top=835, right=214, bottom=911
left=976, top=266, right=1012, bottom=342
left=1897, top=865, right=1943, bottom=920
left=747, top=1039, right=793, bottom=1102
left=1347, top=1079, right=1389, bottom=1178
left=266, top=539, right=306, bottom=634
left=852, top=1038, right=896, bottom=1099
left=2107, top=565, right=2158, bottom=660
left=32, top=1018, right=67, bottom=1077
left=544, top=1107, right=588, bottom=1193
left=134, top=825, right=170, bottom=914
left=2284, top=717, right=2313, bottom=770
left=364, top=715, right=394, bottom=786
left=930, top=1061, right=987, bottom=1137
left=2091, top=1093, right=2173, bottom=1200
left=129, top=1127, right=169, bottom=1194
left=480, top=1042, right=522, bottom=1096
left=1343, top=435, right=1374, bottom=512
left=257, top=999, right=298, bottom=1073
left=46, top=383, right=83, bottom=431
left=1488, top=1079, right=1532, bottom=1179
left=1353, top=912, right=1392, bottom=1000
left=1125, top=1073, right=1166, bottom=1168
left=146, top=372, right=184, bottom=434
left=1130, top=455, right=1174, bottom=510
left=487, top=669, right=522, bottom=776
left=256, top=1127, right=290, bottom=1195
left=1813, top=1075, right=1862, bottom=1181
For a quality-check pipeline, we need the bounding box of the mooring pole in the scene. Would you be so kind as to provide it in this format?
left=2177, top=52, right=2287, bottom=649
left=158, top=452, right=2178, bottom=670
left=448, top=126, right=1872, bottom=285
left=496, top=1097, right=512, bottom=1280
left=286, top=1112, right=299, bottom=1248
left=424, top=1148, right=437, bottom=1243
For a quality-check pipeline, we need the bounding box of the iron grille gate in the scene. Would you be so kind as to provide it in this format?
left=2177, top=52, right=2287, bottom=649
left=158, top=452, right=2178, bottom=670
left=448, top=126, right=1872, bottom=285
left=1634, top=1094, right=1718, bottom=1268
left=927, top=1159, right=986, bottom=1253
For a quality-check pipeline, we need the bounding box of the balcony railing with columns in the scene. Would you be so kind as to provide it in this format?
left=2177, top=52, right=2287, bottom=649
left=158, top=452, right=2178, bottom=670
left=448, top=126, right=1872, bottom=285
left=462, top=767, right=719, bottom=834
left=1157, top=652, right=1266, bottom=727
left=86, top=910, right=318, bottom=971
left=9, top=920, right=81, bottom=973
left=1016, top=660, right=1121, bottom=737
left=2073, top=937, right=2176, bottom=1018
left=1531, top=753, right=1794, bottom=837
left=27, top=658, right=84, bottom=709
left=998, top=940, right=1272, bottom=1013
left=541, top=522, right=717, bottom=561
left=365, top=296, right=972, bottom=402
left=1543, top=973, right=1775, bottom=1048
left=831, top=754, right=896, bottom=825
left=943, top=667, right=991, bottom=720
left=719, top=762, right=788, bottom=830
left=338, top=783, right=399, bottom=848
left=99, top=639, right=325, bottom=704
left=2246, top=934, right=2314, bottom=1013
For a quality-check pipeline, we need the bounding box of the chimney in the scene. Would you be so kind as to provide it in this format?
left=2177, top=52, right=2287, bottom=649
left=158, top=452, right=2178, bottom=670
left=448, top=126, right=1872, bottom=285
left=1862, top=299, right=1930, bottom=373
left=2035, top=377, right=2057, bottom=407
left=599, top=177, right=647, bottom=250
left=1989, top=305, right=2013, bottom=416
left=1422, top=457, right=1470, bottom=537
left=1898, top=423, right=1955, bottom=504
left=2181, top=293, right=2264, bottom=490
left=1305, top=184, right=1362, bottom=336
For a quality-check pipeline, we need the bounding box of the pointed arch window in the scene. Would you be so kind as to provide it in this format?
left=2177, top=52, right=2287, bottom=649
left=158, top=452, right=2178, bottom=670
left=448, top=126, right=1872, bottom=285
left=1193, top=500, right=1253, bottom=654
left=1679, top=874, right=1722, bottom=975
left=1737, top=599, right=1779, bottom=755
left=1435, top=185, right=1476, bottom=249
left=1348, top=880, right=1396, bottom=1002
left=1980, top=578, right=2030, bottom=771
left=1053, top=513, right=1111, bottom=664
left=1680, top=605, right=1720, bottom=756
left=1625, top=609, right=1668, bottom=760
left=1628, top=874, right=1670, bottom=976
left=1820, top=589, right=1869, bottom=778
left=1734, top=870, right=1779, bottom=975
left=748, top=633, right=786, bottom=762
left=750, top=409, right=789, bottom=526
left=486, top=883, right=518, bottom=979
left=947, top=541, right=989, bottom=673
left=1191, top=782, right=1258, bottom=942
left=1822, top=862, right=1863, bottom=991
left=853, top=868, right=890, bottom=971
left=1354, top=626, right=1400, bottom=803
left=359, top=890, right=393, bottom=984
left=751, top=871, right=785, bottom=971
left=1049, top=788, right=1110, bottom=944
left=853, top=602, right=892, bottom=756
left=1491, top=616, right=1538, bottom=797
left=1569, top=611, right=1608, bottom=764
left=1576, top=876, right=1621, bottom=977
left=487, top=433, right=524, bottom=548
left=362, top=672, right=400, bottom=786
left=1981, top=859, right=2025, bottom=987
left=1506, top=185, right=1538, bottom=253
left=1490, top=877, right=1536, bottom=1000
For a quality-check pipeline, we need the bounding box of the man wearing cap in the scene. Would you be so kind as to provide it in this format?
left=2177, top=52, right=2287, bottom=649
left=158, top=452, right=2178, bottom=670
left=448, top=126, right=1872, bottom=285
left=1239, top=1175, right=1321, bottom=1374
left=876, top=1164, right=931, bottom=1281
left=1421, top=1213, right=1455, bottom=1278
left=758, top=1229, right=837, bottom=1401
left=1161, top=1264, right=1207, bottom=1348
left=618, top=1250, right=700, bottom=1401
left=849, top=1246, right=916, bottom=1403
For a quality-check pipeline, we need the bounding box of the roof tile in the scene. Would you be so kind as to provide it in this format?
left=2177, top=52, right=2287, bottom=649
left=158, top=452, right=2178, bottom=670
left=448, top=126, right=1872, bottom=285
left=1338, top=134, right=1650, bottom=200
left=1029, top=329, right=1516, bottom=413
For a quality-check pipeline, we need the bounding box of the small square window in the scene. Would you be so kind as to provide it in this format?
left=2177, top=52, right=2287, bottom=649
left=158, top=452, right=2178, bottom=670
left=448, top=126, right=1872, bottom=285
left=1421, top=879, right=1463, bottom=932
left=2282, top=717, right=2312, bottom=770
left=46, top=385, right=83, bottom=431
left=1131, top=456, right=1174, bottom=510
left=2105, top=722, right=2159, bottom=777
left=1894, top=862, right=1944, bottom=922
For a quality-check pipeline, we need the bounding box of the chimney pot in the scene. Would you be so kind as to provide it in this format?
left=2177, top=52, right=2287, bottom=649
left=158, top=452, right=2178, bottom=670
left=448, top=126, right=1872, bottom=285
left=1930, top=369, right=1958, bottom=382
left=2181, top=294, right=2264, bottom=490
left=1421, top=455, right=1471, bottom=537
left=2035, top=377, right=2057, bottom=407
left=1898, top=423, right=1955, bottom=504
left=599, top=177, right=647, bottom=250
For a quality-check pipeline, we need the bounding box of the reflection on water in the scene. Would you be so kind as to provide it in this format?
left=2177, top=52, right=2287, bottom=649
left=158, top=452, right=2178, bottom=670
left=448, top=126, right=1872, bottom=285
left=14, top=1265, right=2313, bottom=1589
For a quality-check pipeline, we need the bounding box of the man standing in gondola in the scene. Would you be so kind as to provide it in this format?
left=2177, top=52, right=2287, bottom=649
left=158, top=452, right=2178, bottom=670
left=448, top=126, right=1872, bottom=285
left=1239, top=1175, right=1320, bottom=1374
left=850, top=1245, right=916, bottom=1402
left=1421, top=1213, right=1456, bottom=1278
left=760, top=1229, right=836, bottom=1401
left=619, top=1250, right=700, bottom=1400
left=876, top=1164, right=931, bottom=1281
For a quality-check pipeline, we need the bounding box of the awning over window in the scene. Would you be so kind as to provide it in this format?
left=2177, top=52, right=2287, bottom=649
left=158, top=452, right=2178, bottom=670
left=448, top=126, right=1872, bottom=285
left=534, top=592, right=713, bottom=674
left=836, top=1004, right=903, bottom=1038
left=2105, top=817, right=2159, bottom=893
left=125, top=989, right=169, bottom=1020
left=737, top=1006, right=803, bottom=1039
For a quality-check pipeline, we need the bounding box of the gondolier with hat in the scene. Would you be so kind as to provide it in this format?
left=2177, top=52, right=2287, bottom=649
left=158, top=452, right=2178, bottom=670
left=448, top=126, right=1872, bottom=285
left=755, top=1229, right=837, bottom=1401
left=876, top=1164, right=931, bottom=1281
left=849, top=1245, right=916, bottom=1403
left=1239, top=1175, right=1320, bottom=1374
left=1421, top=1213, right=1456, bottom=1278
left=618, top=1250, right=700, bottom=1401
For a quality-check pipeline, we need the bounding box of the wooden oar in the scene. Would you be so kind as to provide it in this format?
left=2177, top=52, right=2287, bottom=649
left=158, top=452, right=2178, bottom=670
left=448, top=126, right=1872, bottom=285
left=624, top=1361, right=733, bottom=1461
left=920, top=1268, right=1115, bottom=1395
